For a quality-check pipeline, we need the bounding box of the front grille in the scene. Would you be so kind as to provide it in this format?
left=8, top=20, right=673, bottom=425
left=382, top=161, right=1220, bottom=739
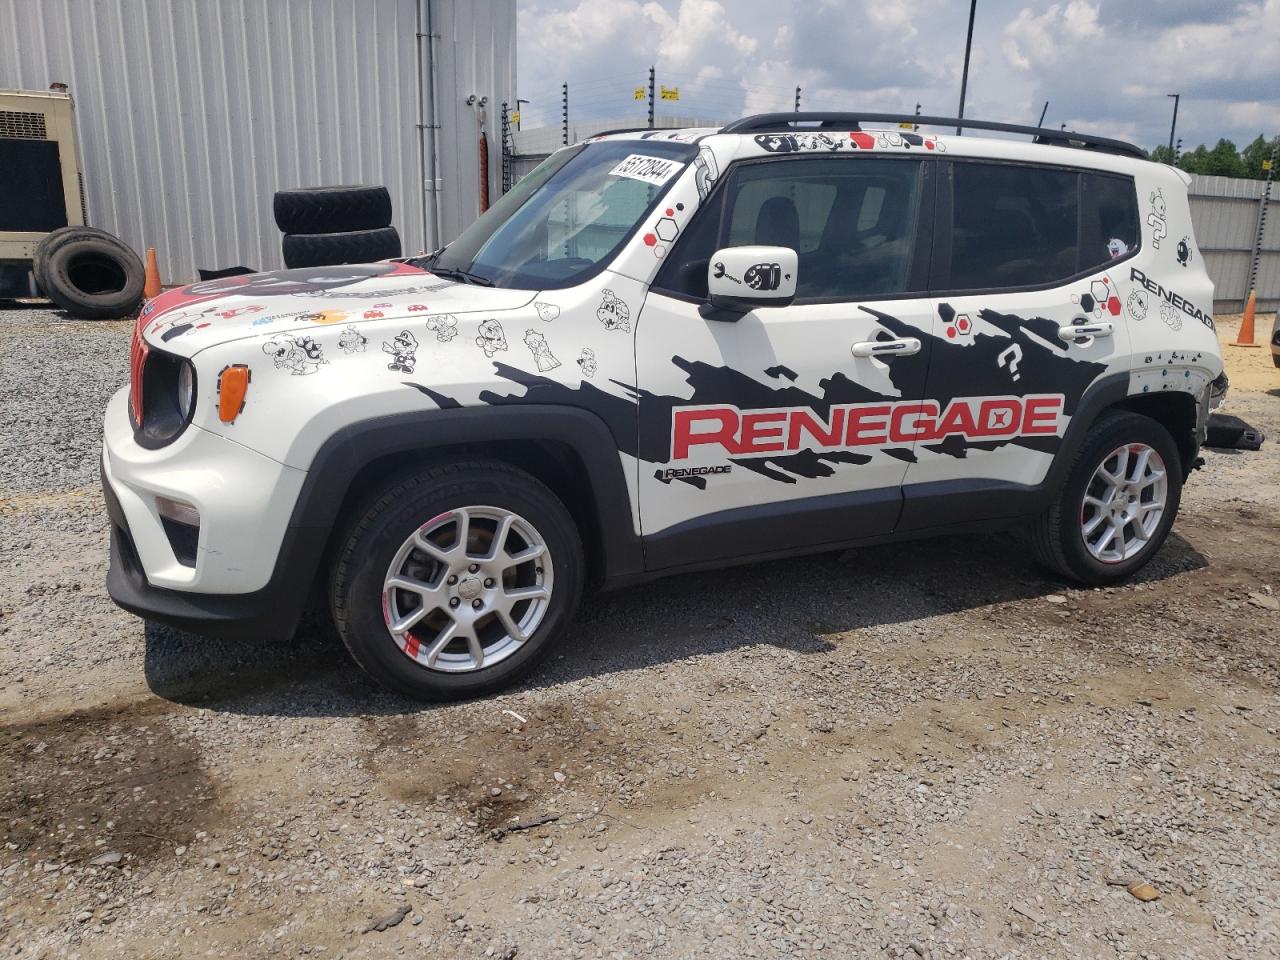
left=0, top=109, right=47, bottom=140
left=129, top=322, right=149, bottom=426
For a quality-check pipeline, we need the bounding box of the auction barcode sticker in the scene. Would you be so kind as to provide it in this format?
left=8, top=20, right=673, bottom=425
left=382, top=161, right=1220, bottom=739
left=607, top=154, right=681, bottom=186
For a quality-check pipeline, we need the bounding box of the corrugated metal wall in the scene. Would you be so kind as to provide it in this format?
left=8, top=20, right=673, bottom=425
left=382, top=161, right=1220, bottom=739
left=0, top=0, right=514, bottom=283
left=1188, top=174, right=1277, bottom=314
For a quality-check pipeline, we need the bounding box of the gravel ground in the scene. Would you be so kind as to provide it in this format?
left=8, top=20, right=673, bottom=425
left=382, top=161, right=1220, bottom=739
left=1, top=303, right=1278, bottom=960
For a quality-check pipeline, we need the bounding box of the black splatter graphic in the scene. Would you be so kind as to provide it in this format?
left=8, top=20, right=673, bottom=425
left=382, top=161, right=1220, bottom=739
left=426, top=300, right=1108, bottom=481
left=764, top=364, right=799, bottom=381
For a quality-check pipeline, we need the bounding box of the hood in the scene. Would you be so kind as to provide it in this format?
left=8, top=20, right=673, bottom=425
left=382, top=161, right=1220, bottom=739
left=137, top=262, right=536, bottom=356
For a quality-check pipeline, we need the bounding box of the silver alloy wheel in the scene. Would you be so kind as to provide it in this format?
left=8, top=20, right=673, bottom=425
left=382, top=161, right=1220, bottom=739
left=381, top=506, right=553, bottom=673
left=1080, top=442, right=1168, bottom=564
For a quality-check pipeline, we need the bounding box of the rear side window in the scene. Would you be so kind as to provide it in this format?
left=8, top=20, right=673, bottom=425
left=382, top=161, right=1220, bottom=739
left=948, top=162, right=1078, bottom=290
left=1083, top=172, right=1140, bottom=265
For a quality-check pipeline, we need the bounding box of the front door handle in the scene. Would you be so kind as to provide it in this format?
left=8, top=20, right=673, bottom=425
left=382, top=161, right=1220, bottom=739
left=851, top=337, right=922, bottom=358
left=1057, top=320, right=1114, bottom=342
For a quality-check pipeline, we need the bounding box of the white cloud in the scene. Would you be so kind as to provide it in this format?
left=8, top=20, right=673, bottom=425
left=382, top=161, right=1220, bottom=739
left=518, top=0, right=1280, bottom=149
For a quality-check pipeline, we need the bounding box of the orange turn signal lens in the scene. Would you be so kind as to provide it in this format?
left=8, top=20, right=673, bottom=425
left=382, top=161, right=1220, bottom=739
left=216, top=364, right=251, bottom=423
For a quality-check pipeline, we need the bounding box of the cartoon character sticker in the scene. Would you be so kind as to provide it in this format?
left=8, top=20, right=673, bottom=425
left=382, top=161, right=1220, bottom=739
left=338, top=325, right=368, bottom=354
left=262, top=334, right=326, bottom=375
left=1147, top=189, right=1167, bottom=249
left=382, top=330, right=419, bottom=373
left=577, top=347, right=598, bottom=378
left=523, top=330, right=561, bottom=372
left=476, top=319, right=508, bottom=357
left=1176, top=235, right=1193, bottom=267
left=535, top=302, right=560, bottom=322
left=1126, top=289, right=1148, bottom=321
left=1107, top=238, right=1129, bottom=259
left=1160, top=300, right=1182, bottom=331
left=425, top=314, right=459, bottom=342
left=693, top=147, right=719, bottom=200
left=596, top=290, right=631, bottom=332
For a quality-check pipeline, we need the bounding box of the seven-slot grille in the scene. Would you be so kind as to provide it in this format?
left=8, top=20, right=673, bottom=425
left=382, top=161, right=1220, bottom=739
left=129, top=318, right=149, bottom=426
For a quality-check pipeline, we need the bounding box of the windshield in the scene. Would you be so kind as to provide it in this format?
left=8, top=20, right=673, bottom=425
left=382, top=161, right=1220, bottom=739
left=424, top=138, right=697, bottom=289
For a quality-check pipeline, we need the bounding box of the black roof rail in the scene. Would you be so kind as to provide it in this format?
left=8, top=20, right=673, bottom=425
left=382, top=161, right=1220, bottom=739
left=720, top=112, right=1147, bottom=160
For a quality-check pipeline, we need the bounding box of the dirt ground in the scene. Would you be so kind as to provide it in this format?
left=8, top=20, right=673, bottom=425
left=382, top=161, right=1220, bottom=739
left=1, top=307, right=1278, bottom=960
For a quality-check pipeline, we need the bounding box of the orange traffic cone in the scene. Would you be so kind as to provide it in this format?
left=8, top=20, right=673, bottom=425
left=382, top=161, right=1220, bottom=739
left=143, top=247, right=162, bottom=300
left=1232, top=290, right=1261, bottom=348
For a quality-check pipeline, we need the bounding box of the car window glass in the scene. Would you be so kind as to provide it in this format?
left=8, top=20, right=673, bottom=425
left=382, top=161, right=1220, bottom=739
left=1084, top=172, right=1140, bottom=265
left=949, top=162, right=1078, bottom=290
left=655, top=156, right=922, bottom=301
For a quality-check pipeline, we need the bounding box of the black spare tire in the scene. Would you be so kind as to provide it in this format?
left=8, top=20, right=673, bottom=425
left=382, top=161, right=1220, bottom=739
left=273, top=185, right=393, bottom=235
left=37, top=227, right=146, bottom=320
left=282, top=226, right=402, bottom=269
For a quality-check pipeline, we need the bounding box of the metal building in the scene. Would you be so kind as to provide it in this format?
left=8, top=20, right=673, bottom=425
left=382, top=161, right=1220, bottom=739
left=0, top=0, right=515, bottom=282
left=1187, top=174, right=1278, bottom=314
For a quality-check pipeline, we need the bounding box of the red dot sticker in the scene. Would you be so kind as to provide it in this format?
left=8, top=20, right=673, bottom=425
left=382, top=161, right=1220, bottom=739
left=665, top=208, right=674, bottom=216
left=946, top=326, right=956, bottom=338
left=643, top=233, right=657, bottom=246
left=957, top=318, right=970, bottom=332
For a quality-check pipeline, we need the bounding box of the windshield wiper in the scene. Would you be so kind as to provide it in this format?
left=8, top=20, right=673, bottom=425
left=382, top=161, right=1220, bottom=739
left=428, top=266, right=493, bottom=286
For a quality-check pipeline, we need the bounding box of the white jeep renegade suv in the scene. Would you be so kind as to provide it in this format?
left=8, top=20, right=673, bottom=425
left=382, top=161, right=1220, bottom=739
left=103, top=112, right=1222, bottom=700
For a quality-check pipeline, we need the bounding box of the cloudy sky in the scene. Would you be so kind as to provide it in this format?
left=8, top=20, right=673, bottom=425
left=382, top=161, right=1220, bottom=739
left=516, top=0, right=1279, bottom=151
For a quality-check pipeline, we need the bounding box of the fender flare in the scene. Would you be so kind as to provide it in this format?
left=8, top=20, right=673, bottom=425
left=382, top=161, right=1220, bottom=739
left=276, top=403, right=644, bottom=602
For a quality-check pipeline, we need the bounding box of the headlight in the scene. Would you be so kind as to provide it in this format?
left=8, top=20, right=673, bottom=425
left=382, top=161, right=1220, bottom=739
left=134, top=351, right=197, bottom=449
left=177, top=361, right=195, bottom=419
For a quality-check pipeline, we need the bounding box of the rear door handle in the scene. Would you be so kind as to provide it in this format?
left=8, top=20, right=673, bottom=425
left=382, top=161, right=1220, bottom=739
left=1057, top=321, right=1114, bottom=342
left=851, top=337, right=922, bottom=358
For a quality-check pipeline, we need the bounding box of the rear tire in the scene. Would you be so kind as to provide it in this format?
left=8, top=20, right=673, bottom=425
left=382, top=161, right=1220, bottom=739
left=1028, top=411, right=1183, bottom=584
left=281, top=227, right=401, bottom=269
left=330, top=461, right=583, bottom=701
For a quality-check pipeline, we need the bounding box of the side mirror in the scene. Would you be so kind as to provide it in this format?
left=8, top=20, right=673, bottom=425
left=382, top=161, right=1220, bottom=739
left=704, top=246, right=798, bottom=315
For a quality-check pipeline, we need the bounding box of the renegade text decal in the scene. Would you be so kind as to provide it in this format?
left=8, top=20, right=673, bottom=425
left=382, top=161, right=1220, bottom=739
left=1128, top=267, right=1214, bottom=330
left=671, top=395, right=1065, bottom=460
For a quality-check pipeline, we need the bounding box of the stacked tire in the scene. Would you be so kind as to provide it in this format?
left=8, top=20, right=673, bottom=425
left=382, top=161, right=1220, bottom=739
left=274, top=185, right=401, bottom=269
left=33, top=226, right=146, bottom=320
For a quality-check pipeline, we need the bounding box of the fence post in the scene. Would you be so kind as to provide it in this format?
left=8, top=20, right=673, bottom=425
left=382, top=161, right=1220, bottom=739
left=647, top=66, right=655, bottom=128
left=561, top=82, right=568, bottom=146
left=1247, top=141, right=1277, bottom=300
left=500, top=102, right=512, bottom=195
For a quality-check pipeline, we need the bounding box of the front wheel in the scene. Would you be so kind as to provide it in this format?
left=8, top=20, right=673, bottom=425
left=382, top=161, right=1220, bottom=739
left=330, top=461, right=583, bottom=700
left=1029, top=411, right=1183, bottom=584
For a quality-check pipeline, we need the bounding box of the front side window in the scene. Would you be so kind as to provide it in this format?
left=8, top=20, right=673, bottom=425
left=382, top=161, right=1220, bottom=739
left=425, top=139, right=696, bottom=289
left=948, top=162, right=1078, bottom=290
left=656, top=156, right=923, bottom=301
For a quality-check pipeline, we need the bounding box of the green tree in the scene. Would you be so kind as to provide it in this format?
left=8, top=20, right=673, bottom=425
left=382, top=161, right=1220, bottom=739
left=1241, top=134, right=1280, bottom=179
left=1148, top=144, right=1177, bottom=165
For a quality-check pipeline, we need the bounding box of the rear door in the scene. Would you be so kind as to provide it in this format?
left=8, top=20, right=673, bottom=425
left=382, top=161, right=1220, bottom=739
left=633, top=152, right=941, bottom=570
left=897, top=159, right=1138, bottom=529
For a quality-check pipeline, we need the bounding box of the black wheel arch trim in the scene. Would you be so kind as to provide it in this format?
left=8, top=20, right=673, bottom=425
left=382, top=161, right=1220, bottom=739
left=104, top=406, right=644, bottom=640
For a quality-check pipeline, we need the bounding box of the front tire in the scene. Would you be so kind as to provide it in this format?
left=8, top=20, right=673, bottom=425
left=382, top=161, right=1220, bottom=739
left=330, top=461, right=583, bottom=701
left=1029, top=411, right=1183, bottom=585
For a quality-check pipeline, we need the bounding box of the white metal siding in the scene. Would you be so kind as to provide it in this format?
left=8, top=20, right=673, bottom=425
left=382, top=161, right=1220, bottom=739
left=0, top=0, right=514, bottom=283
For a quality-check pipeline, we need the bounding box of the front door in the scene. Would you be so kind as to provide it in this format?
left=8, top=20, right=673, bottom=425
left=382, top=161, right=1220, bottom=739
left=633, top=152, right=941, bottom=571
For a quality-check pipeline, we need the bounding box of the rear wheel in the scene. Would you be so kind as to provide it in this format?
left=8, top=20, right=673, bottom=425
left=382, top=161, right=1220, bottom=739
left=330, top=461, right=583, bottom=700
left=1029, top=411, right=1183, bottom=584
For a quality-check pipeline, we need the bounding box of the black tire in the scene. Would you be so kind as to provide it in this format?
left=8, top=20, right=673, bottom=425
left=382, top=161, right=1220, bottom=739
left=32, top=225, right=85, bottom=294
left=330, top=461, right=584, bottom=701
left=38, top=228, right=146, bottom=320
left=273, top=185, right=393, bottom=234
left=1028, top=411, right=1183, bottom=585
left=281, top=227, right=401, bottom=269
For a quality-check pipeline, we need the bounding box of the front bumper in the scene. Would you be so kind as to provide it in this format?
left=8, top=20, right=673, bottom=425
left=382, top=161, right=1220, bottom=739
left=101, top=386, right=312, bottom=637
